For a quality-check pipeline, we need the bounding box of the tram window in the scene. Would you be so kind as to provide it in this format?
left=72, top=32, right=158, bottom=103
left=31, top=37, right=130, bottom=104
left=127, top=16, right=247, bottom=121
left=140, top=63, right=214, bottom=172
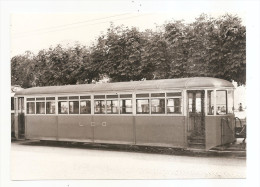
left=188, top=93, right=193, bottom=112
left=106, top=100, right=119, bottom=114
left=58, top=101, right=68, bottom=114
left=80, top=100, right=91, bottom=114
left=46, top=97, right=55, bottom=100
left=94, top=95, right=105, bottom=99
left=120, top=99, right=132, bottom=114
left=11, top=97, right=14, bottom=111
left=14, top=98, right=17, bottom=114
left=151, top=93, right=165, bottom=97
left=107, top=95, right=118, bottom=99
left=195, top=92, right=202, bottom=113
left=36, top=102, right=45, bottom=114
left=136, top=99, right=149, bottom=114
left=27, top=102, right=35, bottom=114
left=46, top=101, right=55, bottom=114
left=167, top=92, right=182, bottom=97
left=120, top=94, right=132, bottom=98
left=167, top=98, right=181, bottom=114
left=58, top=96, right=68, bottom=100
left=216, top=90, right=227, bottom=115
left=69, top=101, right=79, bottom=114
left=94, top=100, right=105, bottom=114
left=69, top=96, right=79, bottom=100
left=80, top=96, right=91, bottom=99
left=227, top=90, right=234, bottom=114
left=151, top=99, right=165, bottom=114
left=36, top=97, right=45, bottom=101
left=207, top=90, right=214, bottom=115
left=136, top=93, right=149, bottom=98
left=19, top=97, right=24, bottom=111
left=27, top=98, right=35, bottom=101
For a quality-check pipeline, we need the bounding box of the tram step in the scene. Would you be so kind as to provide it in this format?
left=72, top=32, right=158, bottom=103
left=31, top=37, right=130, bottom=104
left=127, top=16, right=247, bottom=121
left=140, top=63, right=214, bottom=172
left=188, top=139, right=205, bottom=144
left=188, top=142, right=205, bottom=149
left=188, top=137, right=205, bottom=149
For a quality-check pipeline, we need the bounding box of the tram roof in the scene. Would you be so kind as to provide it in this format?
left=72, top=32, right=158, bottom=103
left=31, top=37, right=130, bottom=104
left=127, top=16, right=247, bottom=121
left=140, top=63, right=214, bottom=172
left=15, top=77, right=234, bottom=96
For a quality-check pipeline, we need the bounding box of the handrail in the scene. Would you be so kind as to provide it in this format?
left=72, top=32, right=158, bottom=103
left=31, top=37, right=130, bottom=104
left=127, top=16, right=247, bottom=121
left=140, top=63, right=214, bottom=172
left=234, top=117, right=246, bottom=140
left=234, top=117, right=242, bottom=128
left=237, top=125, right=246, bottom=135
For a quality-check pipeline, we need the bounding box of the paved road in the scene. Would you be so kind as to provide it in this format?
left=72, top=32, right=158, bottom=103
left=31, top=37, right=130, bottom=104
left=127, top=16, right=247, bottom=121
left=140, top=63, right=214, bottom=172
left=11, top=141, right=246, bottom=180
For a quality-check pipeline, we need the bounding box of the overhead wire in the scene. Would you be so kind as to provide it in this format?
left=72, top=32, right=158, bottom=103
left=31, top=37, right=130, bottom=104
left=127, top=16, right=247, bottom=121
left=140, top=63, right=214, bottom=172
left=13, top=13, right=149, bottom=38
left=13, top=13, right=131, bottom=36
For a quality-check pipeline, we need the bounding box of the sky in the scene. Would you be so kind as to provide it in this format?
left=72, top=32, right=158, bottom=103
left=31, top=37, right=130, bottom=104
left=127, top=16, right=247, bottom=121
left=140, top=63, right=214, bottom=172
left=10, top=1, right=246, bottom=57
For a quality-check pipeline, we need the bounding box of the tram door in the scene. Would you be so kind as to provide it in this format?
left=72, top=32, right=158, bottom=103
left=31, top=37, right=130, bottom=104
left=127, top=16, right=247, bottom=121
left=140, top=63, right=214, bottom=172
left=17, top=97, right=25, bottom=139
left=187, top=90, right=205, bottom=146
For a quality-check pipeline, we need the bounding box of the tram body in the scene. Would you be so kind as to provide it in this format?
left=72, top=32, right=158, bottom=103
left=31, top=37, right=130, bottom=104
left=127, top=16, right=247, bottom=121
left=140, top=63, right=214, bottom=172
left=11, top=85, right=23, bottom=138
left=11, top=93, right=15, bottom=138
left=14, top=77, right=235, bottom=150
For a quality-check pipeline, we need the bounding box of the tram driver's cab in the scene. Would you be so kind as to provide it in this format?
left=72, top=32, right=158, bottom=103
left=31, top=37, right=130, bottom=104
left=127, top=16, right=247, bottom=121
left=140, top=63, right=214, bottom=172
left=187, top=89, right=234, bottom=149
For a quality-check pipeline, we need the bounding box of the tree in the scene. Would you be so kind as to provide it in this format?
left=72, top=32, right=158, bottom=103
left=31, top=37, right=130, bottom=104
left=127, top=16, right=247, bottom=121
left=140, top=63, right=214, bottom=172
left=164, top=14, right=246, bottom=85
left=141, top=29, right=171, bottom=79
left=98, top=25, right=147, bottom=82
left=212, top=14, right=246, bottom=85
left=11, top=14, right=246, bottom=87
left=164, top=20, right=189, bottom=78
left=11, top=51, right=35, bottom=88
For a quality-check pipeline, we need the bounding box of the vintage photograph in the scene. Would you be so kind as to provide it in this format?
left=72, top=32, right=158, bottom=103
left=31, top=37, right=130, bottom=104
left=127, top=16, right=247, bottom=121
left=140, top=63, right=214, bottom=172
left=1, top=0, right=259, bottom=186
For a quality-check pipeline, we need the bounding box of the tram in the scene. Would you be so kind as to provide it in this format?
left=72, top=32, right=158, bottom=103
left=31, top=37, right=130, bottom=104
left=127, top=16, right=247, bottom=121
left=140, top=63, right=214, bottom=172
left=14, top=77, right=236, bottom=150
left=11, top=85, right=23, bottom=139
left=11, top=93, right=15, bottom=138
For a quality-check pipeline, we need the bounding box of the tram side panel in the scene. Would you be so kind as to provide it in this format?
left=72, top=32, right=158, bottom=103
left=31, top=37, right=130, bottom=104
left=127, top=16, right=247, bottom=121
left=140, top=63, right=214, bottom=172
left=93, top=116, right=135, bottom=145
left=135, top=116, right=186, bottom=148
left=57, top=115, right=93, bottom=142
left=205, top=115, right=235, bottom=150
left=205, top=117, right=221, bottom=150
left=25, top=115, right=58, bottom=140
left=221, top=115, right=236, bottom=144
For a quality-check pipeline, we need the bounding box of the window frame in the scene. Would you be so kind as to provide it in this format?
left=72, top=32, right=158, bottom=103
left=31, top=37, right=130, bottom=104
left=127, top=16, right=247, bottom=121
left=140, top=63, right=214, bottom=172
left=46, top=100, right=56, bottom=115
left=135, top=91, right=183, bottom=115
left=26, top=97, right=35, bottom=115
left=166, top=92, right=182, bottom=114
left=136, top=93, right=150, bottom=115
left=204, top=88, right=235, bottom=116
left=58, top=96, right=69, bottom=115
left=151, top=97, right=166, bottom=114
left=26, top=101, right=36, bottom=114
left=106, top=99, right=119, bottom=114
left=23, top=90, right=184, bottom=116
left=69, top=99, right=80, bottom=115
left=80, top=96, right=92, bottom=115
left=94, top=96, right=106, bottom=114
left=119, top=99, right=133, bottom=114
left=227, top=89, right=234, bottom=114
left=35, top=97, right=46, bottom=115
left=215, top=90, right=228, bottom=116
left=36, top=101, right=46, bottom=115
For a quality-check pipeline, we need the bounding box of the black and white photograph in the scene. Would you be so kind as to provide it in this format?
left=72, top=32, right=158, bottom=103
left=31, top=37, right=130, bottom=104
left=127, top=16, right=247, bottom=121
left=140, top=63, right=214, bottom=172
left=1, top=1, right=260, bottom=187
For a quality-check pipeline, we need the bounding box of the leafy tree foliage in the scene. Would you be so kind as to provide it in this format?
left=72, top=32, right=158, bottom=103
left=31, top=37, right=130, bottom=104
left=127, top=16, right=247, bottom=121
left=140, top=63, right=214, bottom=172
left=11, top=14, right=246, bottom=88
left=11, top=51, right=35, bottom=88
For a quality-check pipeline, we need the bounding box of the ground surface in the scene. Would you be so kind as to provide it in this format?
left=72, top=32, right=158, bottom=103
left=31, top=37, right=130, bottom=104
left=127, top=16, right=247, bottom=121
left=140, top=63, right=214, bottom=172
left=11, top=140, right=246, bottom=180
